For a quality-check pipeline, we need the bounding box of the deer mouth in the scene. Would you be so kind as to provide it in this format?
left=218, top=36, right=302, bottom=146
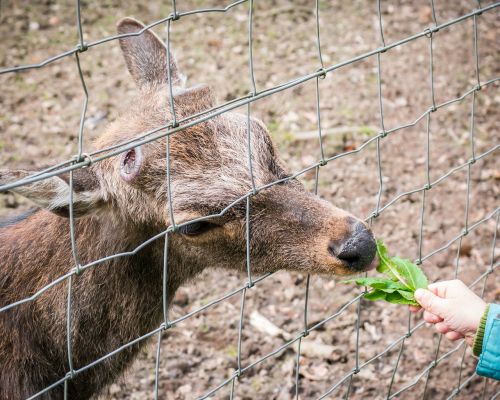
left=365, top=256, right=379, bottom=271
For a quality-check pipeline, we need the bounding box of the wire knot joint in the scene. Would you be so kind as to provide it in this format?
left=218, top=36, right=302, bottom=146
left=161, top=321, right=171, bottom=330
left=65, top=370, right=75, bottom=381
left=72, top=153, right=93, bottom=168
left=424, top=26, right=439, bottom=38
left=77, top=42, right=88, bottom=53
left=75, top=264, right=83, bottom=276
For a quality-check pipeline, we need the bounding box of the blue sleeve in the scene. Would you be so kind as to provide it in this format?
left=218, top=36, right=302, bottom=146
left=476, top=303, right=500, bottom=381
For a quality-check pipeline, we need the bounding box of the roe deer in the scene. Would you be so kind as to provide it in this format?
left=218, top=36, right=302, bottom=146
left=0, top=18, right=377, bottom=399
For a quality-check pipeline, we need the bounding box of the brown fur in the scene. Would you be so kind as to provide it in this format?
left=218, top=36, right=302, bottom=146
left=0, top=18, right=374, bottom=399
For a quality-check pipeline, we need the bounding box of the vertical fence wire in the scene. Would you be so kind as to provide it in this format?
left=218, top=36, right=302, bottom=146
left=247, top=0, right=256, bottom=95
left=245, top=196, right=253, bottom=286
left=153, top=330, right=163, bottom=400
left=315, top=0, right=324, bottom=70
left=65, top=275, right=74, bottom=378
left=64, top=2, right=90, bottom=388
left=473, top=14, right=481, bottom=88
left=386, top=338, right=406, bottom=398
left=429, top=0, right=438, bottom=26
left=373, top=0, right=386, bottom=218
left=236, top=287, right=248, bottom=377
left=421, top=334, right=443, bottom=399
left=427, top=29, right=436, bottom=111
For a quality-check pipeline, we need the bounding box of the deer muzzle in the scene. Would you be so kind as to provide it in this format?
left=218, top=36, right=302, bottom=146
left=328, top=221, right=377, bottom=272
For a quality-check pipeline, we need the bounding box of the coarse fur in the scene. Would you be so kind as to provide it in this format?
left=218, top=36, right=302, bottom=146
left=0, top=18, right=375, bottom=399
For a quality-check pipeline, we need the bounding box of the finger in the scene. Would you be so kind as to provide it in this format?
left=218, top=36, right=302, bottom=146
left=435, top=322, right=451, bottom=334
left=414, top=289, right=448, bottom=317
left=409, top=305, right=421, bottom=313
left=428, top=279, right=466, bottom=298
left=423, top=311, right=443, bottom=324
left=445, top=331, right=464, bottom=341
left=427, top=281, right=451, bottom=298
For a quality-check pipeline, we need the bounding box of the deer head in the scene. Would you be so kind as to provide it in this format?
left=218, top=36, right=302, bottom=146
left=1, top=18, right=377, bottom=278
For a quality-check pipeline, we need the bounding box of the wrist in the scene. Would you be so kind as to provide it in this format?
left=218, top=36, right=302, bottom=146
left=470, top=300, right=488, bottom=331
left=472, top=304, right=490, bottom=357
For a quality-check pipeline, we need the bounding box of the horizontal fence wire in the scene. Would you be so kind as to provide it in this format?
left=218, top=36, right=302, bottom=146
left=0, top=0, right=499, bottom=399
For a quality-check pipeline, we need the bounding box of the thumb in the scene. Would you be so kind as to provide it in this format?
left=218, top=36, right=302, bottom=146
left=414, top=288, right=447, bottom=317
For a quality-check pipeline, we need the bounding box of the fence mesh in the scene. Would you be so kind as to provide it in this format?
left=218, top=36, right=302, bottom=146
left=0, top=0, right=499, bottom=399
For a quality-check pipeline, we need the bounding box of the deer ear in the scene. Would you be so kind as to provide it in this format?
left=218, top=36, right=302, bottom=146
left=117, top=17, right=185, bottom=89
left=0, top=169, right=103, bottom=218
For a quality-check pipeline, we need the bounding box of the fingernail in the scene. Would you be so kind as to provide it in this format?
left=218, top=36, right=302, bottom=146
left=414, top=289, right=425, bottom=301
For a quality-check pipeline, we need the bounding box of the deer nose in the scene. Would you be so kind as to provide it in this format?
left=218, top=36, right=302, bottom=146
left=328, top=222, right=377, bottom=271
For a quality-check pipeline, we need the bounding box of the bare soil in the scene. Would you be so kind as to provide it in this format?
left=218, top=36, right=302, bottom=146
left=0, top=1, right=499, bottom=399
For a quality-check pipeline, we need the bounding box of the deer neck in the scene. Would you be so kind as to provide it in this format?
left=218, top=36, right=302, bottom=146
left=0, top=209, right=192, bottom=399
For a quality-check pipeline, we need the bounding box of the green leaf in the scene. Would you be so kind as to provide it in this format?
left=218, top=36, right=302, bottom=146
left=375, top=240, right=390, bottom=274
left=376, top=242, right=412, bottom=290
left=385, top=291, right=419, bottom=306
left=344, top=277, right=408, bottom=293
left=396, top=290, right=416, bottom=301
left=391, top=257, right=428, bottom=290
left=370, top=281, right=408, bottom=292
left=363, top=290, right=387, bottom=301
left=343, top=240, right=428, bottom=307
left=344, top=277, right=396, bottom=287
left=363, top=289, right=419, bottom=305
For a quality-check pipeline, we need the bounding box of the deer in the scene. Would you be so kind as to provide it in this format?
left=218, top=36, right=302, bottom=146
left=0, top=18, right=377, bottom=400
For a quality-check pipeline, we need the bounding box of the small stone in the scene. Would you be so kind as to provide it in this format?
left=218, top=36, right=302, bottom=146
left=232, top=45, right=244, bottom=54
left=29, top=21, right=40, bottom=31
left=459, top=242, right=472, bottom=257
left=49, top=16, right=60, bottom=26
left=173, top=288, right=189, bottom=306
left=108, top=383, right=121, bottom=395
left=176, top=384, right=192, bottom=396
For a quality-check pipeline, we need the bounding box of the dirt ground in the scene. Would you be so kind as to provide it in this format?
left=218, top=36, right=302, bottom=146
left=1, top=0, right=499, bottom=399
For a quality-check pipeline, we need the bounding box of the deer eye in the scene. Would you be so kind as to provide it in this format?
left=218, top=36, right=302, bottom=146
left=178, top=221, right=217, bottom=236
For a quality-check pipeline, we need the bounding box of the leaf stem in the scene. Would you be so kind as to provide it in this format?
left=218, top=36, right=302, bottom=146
left=377, top=250, right=412, bottom=290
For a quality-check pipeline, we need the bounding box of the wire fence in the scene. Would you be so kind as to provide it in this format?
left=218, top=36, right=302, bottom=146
left=0, top=0, right=499, bottom=399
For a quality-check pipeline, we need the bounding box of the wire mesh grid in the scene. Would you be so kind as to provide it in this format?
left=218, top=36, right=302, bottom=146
left=0, top=0, right=499, bottom=399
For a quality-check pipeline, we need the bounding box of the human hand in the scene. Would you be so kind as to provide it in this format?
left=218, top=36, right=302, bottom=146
left=409, top=279, right=487, bottom=346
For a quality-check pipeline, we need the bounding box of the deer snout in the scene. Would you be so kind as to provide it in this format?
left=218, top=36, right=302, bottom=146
left=328, top=221, right=377, bottom=272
